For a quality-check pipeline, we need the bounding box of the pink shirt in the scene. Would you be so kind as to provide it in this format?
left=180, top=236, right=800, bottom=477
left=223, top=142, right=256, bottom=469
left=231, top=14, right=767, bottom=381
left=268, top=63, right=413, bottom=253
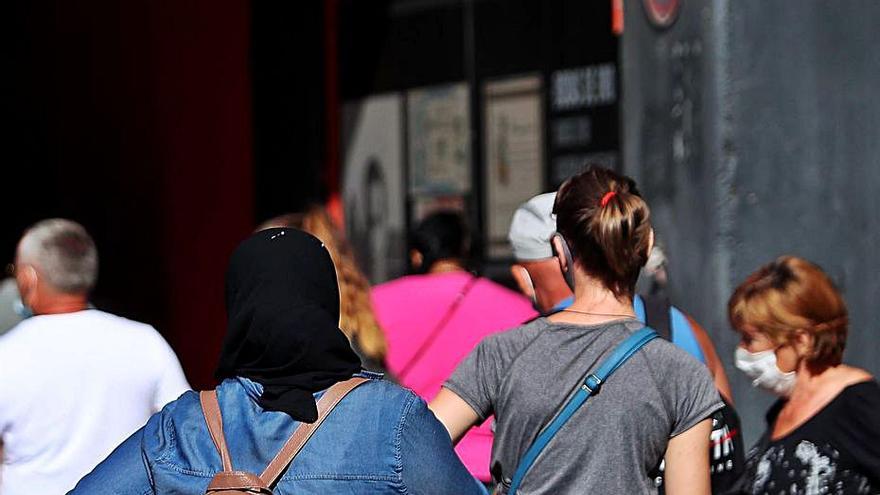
left=372, top=272, right=537, bottom=481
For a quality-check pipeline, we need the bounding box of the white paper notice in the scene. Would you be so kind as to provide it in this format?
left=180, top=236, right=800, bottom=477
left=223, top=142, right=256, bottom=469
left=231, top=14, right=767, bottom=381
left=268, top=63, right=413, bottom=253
left=407, top=83, right=472, bottom=195
left=484, top=75, right=545, bottom=258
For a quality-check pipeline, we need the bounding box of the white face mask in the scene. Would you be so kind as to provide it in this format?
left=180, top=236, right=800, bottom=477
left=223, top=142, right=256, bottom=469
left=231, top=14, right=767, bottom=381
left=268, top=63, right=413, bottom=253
left=734, top=347, right=797, bottom=397
left=12, top=295, right=34, bottom=319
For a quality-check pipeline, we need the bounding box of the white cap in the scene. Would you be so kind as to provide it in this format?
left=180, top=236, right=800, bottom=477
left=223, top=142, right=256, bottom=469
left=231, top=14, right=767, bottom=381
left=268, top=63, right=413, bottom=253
left=508, top=192, right=557, bottom=261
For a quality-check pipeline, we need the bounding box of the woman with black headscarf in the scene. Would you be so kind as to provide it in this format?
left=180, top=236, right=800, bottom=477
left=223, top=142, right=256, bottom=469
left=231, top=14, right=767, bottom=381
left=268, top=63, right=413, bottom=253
left=71, top=228, right=486, bottom=494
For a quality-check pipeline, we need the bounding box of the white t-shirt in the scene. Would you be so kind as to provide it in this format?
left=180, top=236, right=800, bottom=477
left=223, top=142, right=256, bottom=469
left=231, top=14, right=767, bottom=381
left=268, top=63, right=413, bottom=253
left=0, top=309, right=190, bottom=494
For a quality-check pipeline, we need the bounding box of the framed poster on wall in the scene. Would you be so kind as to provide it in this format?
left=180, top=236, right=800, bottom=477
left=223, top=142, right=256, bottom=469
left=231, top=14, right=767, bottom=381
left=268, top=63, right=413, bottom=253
left=483, top=74, right=545, bottom=259
left=407, top=83, right=472, bottom=196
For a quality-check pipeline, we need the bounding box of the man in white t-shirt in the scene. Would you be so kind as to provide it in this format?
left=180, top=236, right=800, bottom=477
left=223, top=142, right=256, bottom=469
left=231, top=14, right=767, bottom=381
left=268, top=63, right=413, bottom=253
left=0, top=219, right=190, bottom=495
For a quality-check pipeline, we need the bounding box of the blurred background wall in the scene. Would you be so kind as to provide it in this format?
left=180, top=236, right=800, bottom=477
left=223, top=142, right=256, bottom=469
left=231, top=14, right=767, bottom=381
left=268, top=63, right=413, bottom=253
left=3, top=0, right=878, bottom=443
left=622, top=0, right=880, bottom=445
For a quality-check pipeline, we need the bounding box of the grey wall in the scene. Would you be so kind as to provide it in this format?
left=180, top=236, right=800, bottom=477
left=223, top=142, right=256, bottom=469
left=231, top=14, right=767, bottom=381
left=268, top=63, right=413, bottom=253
left=622, top=0, right=880, bottom=447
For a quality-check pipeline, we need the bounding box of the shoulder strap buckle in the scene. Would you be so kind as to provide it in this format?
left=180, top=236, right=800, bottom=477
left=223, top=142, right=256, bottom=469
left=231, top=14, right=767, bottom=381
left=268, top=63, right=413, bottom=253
left=580, top=374, right=603, bottom=394
left=507, top=328, right=659, bottom=495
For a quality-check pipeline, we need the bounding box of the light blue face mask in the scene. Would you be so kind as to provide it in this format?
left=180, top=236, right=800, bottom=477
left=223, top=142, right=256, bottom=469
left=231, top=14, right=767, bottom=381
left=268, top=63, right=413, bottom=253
left=13, top=296, right=34, bottom=319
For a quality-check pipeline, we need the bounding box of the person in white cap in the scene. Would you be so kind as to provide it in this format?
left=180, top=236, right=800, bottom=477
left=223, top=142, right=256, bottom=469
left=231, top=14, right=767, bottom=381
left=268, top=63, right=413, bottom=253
left=507, top=192, right=574, bottom=314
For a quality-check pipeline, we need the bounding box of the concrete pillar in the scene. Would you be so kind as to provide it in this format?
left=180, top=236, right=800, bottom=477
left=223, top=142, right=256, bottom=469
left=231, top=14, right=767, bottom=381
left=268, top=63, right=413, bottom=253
left=622, top=0, right=880, bottom=445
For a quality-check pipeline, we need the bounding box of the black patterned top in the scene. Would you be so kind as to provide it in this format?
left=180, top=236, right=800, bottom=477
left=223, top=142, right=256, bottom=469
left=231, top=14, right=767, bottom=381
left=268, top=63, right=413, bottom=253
left=744, top=380, right=880, bottom=495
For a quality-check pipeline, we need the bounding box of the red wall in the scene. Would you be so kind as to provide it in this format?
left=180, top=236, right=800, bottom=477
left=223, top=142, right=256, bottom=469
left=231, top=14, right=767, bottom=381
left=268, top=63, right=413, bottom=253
left=148, top=1, right=255, bottom=388
left=5, top=1, right=255, bottom=389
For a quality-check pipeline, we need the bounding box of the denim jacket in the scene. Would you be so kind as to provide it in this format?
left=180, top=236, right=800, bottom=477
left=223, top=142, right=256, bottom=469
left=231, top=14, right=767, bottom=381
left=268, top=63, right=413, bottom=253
left=70, top=373, right=486, bottom=494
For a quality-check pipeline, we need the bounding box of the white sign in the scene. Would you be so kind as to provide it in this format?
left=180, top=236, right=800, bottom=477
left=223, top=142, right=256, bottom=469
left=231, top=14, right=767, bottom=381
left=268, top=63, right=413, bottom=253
left=552, top=64, right=617, bottom=111
left=484, top=74, right=545, bottom=258
left=407, top=83, right=472, bottom=195
left=341, top=94, right=407, bottom=283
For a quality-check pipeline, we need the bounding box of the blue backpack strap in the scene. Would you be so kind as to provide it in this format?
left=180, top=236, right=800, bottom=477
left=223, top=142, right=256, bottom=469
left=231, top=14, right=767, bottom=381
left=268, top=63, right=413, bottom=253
left=507, top=327, right=659, bottom=495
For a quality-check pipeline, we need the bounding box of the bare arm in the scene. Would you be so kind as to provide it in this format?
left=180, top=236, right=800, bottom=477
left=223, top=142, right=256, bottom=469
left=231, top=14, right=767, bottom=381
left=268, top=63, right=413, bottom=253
left=687, top=316, right=734, bottom=404
left=664, top=418, right=713, bottom=495
left=401, top=394, right=487, bottom=494
left=428, top=388, right=482, bottom=444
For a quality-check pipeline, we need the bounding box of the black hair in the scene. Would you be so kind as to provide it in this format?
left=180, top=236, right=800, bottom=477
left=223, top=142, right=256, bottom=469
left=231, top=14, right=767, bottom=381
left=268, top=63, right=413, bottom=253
left=410, top=211, right=469, bottom=274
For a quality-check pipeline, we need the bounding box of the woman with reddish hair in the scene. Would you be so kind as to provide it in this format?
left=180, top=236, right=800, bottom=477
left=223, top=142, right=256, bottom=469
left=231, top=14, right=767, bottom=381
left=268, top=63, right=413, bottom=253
left=730, top=256, right=880, bottom=494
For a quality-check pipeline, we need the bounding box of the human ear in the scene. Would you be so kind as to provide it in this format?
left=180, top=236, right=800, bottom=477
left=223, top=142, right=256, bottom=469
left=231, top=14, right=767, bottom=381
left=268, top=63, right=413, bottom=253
left=16, top=265, right=38, bottom=308
left=409, top=250, right=424, bottom=271
left=552, top=235, right=569, bottom=275
left=791, top=329, right=815, bottom=359
left=647, top=228, right=655, bottom=259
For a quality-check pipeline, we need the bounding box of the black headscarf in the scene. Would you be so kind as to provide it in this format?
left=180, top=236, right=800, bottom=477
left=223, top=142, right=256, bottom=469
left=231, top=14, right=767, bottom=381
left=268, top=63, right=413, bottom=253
left=216, top=228, right=362, bottom=423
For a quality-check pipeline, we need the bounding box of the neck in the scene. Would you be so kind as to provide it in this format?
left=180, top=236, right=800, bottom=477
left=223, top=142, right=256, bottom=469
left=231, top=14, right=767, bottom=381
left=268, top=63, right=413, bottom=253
left=565, top=296, right=634, bottom=317
left=519, top=261, right=574, bottom=314
left=428, top=259, right=466, bottom=274
left=548, top=277, right=635, bottom=325
left=539, top=286, right=575, bottom=314
left=790, top=362, right=836, bottom=397
left=570, top=278, right=634, bottom=314
left=34, top=294, right=89, bottom=315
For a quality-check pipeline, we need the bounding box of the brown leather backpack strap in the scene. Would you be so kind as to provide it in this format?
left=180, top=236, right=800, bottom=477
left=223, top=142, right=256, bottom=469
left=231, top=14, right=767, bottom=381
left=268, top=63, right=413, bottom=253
left=199, top=390, right=234, bottom=472
left=259, top=377, right=369, bottom=486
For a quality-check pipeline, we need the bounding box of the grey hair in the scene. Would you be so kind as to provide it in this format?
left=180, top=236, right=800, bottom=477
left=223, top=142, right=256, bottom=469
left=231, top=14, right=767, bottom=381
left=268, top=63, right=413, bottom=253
left=17, top=219, right=99, bottom=294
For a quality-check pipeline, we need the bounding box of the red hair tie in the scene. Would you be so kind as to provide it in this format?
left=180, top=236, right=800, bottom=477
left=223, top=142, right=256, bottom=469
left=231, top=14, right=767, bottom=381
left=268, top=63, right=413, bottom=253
left=600, top=191, right=618, bottom=207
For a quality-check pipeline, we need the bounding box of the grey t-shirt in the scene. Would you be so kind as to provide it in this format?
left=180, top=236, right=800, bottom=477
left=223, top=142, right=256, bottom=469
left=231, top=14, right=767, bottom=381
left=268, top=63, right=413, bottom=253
left=445, top=318, right=723, bottom=494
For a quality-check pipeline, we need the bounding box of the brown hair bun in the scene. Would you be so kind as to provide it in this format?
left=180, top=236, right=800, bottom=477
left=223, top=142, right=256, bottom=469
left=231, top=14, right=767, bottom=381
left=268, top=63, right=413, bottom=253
left=553, top=166, right=652, bottom=299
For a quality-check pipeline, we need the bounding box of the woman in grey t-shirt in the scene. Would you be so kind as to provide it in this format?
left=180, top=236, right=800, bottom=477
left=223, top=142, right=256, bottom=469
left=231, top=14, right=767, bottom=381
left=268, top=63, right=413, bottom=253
left=431, top=166, right=722, bottom=494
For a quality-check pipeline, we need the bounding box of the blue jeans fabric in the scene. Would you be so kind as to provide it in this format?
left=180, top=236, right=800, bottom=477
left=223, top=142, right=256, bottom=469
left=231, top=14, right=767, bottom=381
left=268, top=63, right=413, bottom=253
left=70, top=373, right=487, bottom=494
